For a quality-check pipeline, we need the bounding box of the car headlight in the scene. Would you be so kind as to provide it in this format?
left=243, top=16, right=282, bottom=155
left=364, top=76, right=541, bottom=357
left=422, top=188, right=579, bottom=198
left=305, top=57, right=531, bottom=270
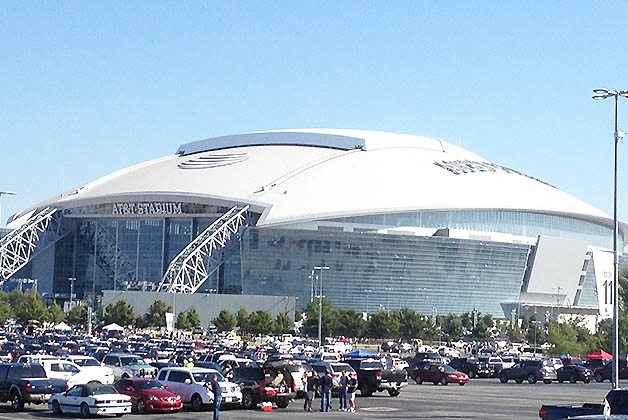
left=148, top=395, right=158, bottom=401
left=175, top=395, right=182, bottom=400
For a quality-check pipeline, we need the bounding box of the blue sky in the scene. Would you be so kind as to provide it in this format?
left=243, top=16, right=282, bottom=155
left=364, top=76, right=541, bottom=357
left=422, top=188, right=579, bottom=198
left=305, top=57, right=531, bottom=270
left=2, top=2, right=628, bottom=235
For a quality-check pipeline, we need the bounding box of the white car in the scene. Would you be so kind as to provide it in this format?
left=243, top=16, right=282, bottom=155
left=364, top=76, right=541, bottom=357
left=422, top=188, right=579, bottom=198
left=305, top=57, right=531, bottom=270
left=157, top=367, right=242, bottom=411
left=61, top=355, right=115, bottom=384
left=41, top=359, right=114, bottom=387
left=48, top=383, right=131, bottom=417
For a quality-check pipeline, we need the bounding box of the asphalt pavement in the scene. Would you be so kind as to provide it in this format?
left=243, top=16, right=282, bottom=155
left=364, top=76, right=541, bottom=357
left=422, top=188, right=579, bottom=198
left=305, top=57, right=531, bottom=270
left=0, top=379, right=613, bottom=420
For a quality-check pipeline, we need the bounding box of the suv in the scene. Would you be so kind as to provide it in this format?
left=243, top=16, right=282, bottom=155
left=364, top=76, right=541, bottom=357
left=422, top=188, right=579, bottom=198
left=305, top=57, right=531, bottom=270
left=157, top=367, right=241, bottom=411
left=263, top=360, right=311, bottom=394
left=498, top=359, right=557, bottom=384
left=344, top=358, right=406, bottom=397
left=40, top=359, right=113, bottom=387
left=102, top=353, right=157, bottom=381
left=449, top=357, right=494, bottom=378
left=0, top=363, right=67, bottom=410
left=230, top=366, right=295, bottom=409
left=310, top=361, right=356, bottom=394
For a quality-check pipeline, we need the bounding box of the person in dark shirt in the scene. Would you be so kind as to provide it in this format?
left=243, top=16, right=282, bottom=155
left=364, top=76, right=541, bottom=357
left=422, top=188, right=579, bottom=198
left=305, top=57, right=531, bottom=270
left=210, top=374, right=222, bottom=420
left=305, top=370, right=319, bottom=411
left=347, top=373, right=358, bottom=412
left=320, top=370, right=333, bottom=412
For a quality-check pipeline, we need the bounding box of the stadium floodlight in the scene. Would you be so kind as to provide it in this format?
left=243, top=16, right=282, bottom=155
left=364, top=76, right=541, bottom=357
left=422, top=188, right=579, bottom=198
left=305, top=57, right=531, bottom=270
left=593, top=88, right=627, bottom=390
left=314, top=265, right=330, bottom=348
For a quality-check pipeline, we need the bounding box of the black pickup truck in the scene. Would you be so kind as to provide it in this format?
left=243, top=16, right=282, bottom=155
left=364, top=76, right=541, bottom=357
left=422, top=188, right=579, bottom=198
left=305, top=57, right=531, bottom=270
left=0, top=363, right=67, bottom=410
left=344, top=358, right=407, bottom=397
left=540, top=388, right=628, bottom=420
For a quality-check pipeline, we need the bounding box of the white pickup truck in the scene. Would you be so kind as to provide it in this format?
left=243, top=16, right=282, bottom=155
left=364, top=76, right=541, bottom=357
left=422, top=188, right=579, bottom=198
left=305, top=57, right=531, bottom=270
left=39, top=359, right=114, bottom=387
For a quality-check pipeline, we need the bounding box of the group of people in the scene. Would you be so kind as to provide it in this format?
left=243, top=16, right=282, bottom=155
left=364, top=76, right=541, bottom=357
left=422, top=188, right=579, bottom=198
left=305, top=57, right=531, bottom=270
left=303, top=369, right=358, bottom=413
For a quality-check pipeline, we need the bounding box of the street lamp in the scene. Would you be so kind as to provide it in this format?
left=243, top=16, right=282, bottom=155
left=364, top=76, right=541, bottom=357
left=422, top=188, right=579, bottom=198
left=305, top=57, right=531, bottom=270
left=68, top=277, right=76, bottom=310
left=593, top=87, right=628, bottom=390
left=314, top=265, right=330, bottom=349
left=0, top=191, right=16, bottom=227
left=363, top=289, right=373, bottom=313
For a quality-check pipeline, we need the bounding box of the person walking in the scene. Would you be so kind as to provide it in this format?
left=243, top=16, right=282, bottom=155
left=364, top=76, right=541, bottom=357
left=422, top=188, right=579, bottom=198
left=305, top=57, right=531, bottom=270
left=305, top=370, right=318, bottom=412
left=210, top=374, right=222, bottom=420
left=347, top=373, right=358, bottom=412
left=320, top=370, right=333, bottom=412
left=338, top=370, right=349, bottom=411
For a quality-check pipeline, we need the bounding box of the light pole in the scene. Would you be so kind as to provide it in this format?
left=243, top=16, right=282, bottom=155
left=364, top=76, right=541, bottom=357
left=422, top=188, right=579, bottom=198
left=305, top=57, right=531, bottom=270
left=0, top=191, right=16, bottom=227
left=314, top=265, right=329, bottom=349
left=363, top=289, right=373, bottom=313
left=68, top=277, right=76, bottom=310
left=593, top=87, right=628, bottom=390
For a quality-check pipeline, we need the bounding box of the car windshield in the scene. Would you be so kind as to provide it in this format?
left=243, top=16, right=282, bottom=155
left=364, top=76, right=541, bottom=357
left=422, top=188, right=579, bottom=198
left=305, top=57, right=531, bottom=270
left=10, top=365, right=47, bottom=378
left=74, top=358, right=100, bottom=367
left=92, top=386, right=117, bottom=395
left=331, top=364, right=353, bottom=373
left=360, top=361, right=383, bottom=370
left=193, top=372, right=225, bottom=383
left=439, top=365, right=457, bottom=373
left=136, top=380, right=165, bottom=390
left=121, top=357, right=146, bottom=366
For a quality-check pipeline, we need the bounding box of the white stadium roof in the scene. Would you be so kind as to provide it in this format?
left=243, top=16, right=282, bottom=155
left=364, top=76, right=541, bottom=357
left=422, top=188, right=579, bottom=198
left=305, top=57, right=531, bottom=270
left=10, top=129, right=628, bottom=243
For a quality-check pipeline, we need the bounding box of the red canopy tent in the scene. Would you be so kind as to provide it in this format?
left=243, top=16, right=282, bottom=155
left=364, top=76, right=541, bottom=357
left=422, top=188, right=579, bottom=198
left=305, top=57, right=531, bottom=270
left=586, top=349, right=613, bottom=360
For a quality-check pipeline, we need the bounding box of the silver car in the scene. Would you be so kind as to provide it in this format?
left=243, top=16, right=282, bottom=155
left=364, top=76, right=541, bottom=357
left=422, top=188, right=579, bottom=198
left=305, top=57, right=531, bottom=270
left=101, top=353, right=157, bottom=380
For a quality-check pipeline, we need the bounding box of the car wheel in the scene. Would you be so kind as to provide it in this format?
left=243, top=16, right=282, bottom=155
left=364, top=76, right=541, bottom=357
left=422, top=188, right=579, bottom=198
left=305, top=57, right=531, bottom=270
left=528, top=374, right=537, bottom=384
left=499, top=374, right=508, bottom=383
left=440, top=377, right=448, bottom=386
left=569, top=375, right=577, bottom=384
left=515, top=379, right=523, bottom=384
left=415, top=376, right=423, bottom=385
left=242, top=391, right=255, bottom=410
left=136, top=399, right=146, bottom=414
left=595, top=373, right=604, bottom=383
left=191, top=393, right=203, bottom=411
left=459, top=382, right=465, bottom=386
left=10, top=392, right=23, bottom=411
left=276, top=399, right=289, bottom=409
left=80, top=402, right=90, bottom=418
left=52, top=400, right=62, bottom=415
left=388, top=388, right=400, bottom=397
left=469, top=370, right=475, bottom=379
left=115, top=414, right=124, bottom=418
left=584, top=378, right=591, bottom=384
left=543, top=379, right=552, bottom=384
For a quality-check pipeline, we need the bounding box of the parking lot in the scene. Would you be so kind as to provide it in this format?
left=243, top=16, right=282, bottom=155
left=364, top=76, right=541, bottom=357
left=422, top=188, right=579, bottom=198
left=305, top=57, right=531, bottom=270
left=0, top=379, right=612, bottom=420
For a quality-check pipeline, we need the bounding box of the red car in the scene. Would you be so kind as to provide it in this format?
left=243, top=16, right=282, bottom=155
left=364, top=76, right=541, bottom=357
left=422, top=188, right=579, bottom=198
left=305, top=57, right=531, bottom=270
left=411, top=363, right=469, bottom=386
left=115, top=378, right=183, bottom=413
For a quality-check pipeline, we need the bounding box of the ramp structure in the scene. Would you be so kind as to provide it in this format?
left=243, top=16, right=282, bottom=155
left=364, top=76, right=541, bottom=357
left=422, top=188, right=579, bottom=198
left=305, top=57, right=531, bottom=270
left=157, top=205, right=248, bottom=293
left=0, top=208, right=70, bottom=280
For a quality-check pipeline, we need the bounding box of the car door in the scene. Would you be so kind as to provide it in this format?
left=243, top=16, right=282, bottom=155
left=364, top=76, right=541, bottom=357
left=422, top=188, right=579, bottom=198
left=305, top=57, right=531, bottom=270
left=62, top=385, right=84, bottom=413
left=0, top=365, right=10, bottom=401
left=103, top=356, right=122, bottom=379
left=167, top=371, right=192, bottom=402
left=48, top=362, right=69, bottom=380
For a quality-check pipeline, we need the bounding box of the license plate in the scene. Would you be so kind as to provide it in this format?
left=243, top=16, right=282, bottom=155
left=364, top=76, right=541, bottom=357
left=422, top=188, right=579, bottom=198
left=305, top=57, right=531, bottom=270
left=224, top=397, right=232, bottom=403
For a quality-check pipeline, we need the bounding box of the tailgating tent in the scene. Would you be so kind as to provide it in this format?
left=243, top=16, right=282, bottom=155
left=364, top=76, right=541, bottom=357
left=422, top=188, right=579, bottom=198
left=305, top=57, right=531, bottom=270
left=54, top=322, right=71, bottom=331
left=344, top=349, right=376, bottom=358
left=586, top=349, right=613, bottom=360
left=102, top=323, right=124, bottom=331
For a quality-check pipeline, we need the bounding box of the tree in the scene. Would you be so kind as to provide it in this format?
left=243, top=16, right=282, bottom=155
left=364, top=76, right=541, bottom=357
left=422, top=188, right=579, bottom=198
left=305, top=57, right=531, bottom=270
left=67, top=305, right=88, bottom=326
left=236, top=307, right=249, bottom=334
left=104, top=300, right=136, bottom=327
left=274, top=312, right=293, bottom=334
left=176, top=312, right=191, bottom=329
left=440, top=314, right=464, bottom=341
left=48, top=301, right=66, bottom=324
left=13, top=292, right=48, bottom=325
left=302, top=297, right=339, bottom=338
left=396, top=308, right=437, bottom=340
left=214, top=309, right=236, bottom=332
left=0, top=293, right=14, bottom=324
left=368, top=310, right=400, bottom=339
left=144, top=300, right=172, bottom=327
left=247, top=310, right=275, bottom=335
left=186, top=308, right=201, bottom=328
left=336, top=308, right=367, bottom=338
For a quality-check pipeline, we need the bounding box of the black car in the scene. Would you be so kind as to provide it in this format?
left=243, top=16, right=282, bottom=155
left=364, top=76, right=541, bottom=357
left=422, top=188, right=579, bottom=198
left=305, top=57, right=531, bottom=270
left=449, top=357, right=495, bottom=378
left=556, top=365, right=592, bottom=383
left=230, top=366, right=295, bottom=409
left=498, top=359, right=557, bottom=384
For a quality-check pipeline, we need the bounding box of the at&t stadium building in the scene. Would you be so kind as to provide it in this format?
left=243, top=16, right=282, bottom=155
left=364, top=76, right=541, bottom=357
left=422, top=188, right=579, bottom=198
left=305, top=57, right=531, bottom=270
left=2, top=129, right=626, bottom=320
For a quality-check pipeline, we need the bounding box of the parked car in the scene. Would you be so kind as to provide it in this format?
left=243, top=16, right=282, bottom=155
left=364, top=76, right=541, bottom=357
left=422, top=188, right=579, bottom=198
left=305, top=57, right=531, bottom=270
left=556, top=365, right=592, bottom=383
left=449, top=357, right=494, bottom=378
left=478, top=356, right=504, bottom=375
left=499, top=359, right=557, bottom=384
left=594, top=361, right=628, bottom=382
left=102, top=353, right=158, bottom=380
left=539, top=388, right=628, bottom=419
left=157, top=367, right=241, bottom=411
left=310, top=361, right=357, bottom=394
left=230, top=365, right=295, bottom=409
left=61, top=355, right=115, bottom=384
left=0, top=363, right=67, bottom=410
left=410, top=362, right=469, bottom=386
left=48, top=383, right=131, bottom=417
left=114, top=378, right=182, bottom=414
left=263, top=359, right=311, bottom=394
left=344, top=358, right=407, bottom=397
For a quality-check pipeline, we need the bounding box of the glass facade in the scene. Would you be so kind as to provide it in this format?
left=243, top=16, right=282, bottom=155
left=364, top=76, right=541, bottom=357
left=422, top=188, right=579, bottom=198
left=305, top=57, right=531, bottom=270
left=331, top=210, right=620, bottom=249
left=240, top=227, right=531, bottom=317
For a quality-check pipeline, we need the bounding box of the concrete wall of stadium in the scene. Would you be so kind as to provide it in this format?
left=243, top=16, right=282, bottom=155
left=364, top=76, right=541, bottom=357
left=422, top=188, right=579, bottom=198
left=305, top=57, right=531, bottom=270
left=102, top=291, right=296, bottom=330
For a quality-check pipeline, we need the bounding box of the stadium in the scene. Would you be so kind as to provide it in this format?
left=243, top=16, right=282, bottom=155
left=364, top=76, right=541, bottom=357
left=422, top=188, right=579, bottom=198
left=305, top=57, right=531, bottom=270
left=1, top=129, right=626, bottom=320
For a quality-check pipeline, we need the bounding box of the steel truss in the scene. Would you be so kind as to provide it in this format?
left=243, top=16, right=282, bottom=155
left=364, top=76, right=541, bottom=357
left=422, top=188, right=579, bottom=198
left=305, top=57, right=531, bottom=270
left=0, top=208, right=70, bottom=280
left=78, top=222, right=137, bottom=291
left=158, top=205, right=249, bottom=293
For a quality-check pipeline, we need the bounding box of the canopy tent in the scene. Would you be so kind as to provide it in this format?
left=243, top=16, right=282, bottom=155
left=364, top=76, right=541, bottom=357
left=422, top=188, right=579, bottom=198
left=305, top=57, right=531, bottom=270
left=344, top=349, right=376, bottom=358
left=53, top=322, right=71, bottom=331
left=102, top=323, right=124, bottom=331
left=586, top=349, right=613, bottom=360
